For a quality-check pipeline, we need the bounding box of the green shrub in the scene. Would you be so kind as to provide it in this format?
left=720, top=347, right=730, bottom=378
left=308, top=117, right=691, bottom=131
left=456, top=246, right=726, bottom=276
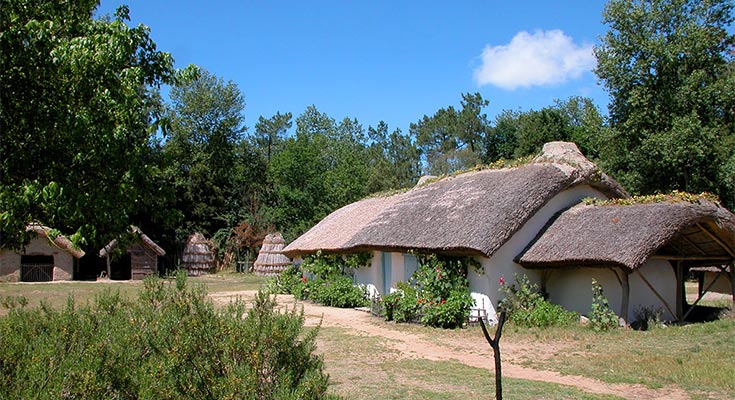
left=421, top=289, right=474, bottom=329
left=0, top=272, right=329, bottom=399
left=382, top=282, right=422, bottom=323
left=381, top=254, right=476, bottom=329
left=266, top=265, right=308, bottom=299
left=308, top=276, right=369, bottom=308
left=499, top=274, right=577, bottom=327
left=589, top=278, right=619, bottom=331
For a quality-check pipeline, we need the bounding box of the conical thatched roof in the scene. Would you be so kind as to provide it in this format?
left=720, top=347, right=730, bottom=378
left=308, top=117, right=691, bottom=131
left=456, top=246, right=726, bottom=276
left=517, top=200, right=735, bottom=270
left=182, top=232, right=214, bottom=276
left=253, top=233, right=292, bottom=276
left=26, top=224, right=85, bottom=258
left=283, top=142, right=628, bottom=258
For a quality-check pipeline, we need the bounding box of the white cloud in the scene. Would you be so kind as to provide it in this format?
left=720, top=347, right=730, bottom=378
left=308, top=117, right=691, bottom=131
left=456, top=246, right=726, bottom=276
left=473, top=30, right=595, bottom=90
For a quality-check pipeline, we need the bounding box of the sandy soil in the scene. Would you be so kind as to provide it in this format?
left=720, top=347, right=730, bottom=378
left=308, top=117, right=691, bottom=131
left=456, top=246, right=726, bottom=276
left=209, top=291, right=691, bottom=400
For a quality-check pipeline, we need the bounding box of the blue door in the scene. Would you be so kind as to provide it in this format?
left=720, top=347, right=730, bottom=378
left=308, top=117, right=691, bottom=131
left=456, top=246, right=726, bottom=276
left=404, top=254, right=418, bottom=281
left=381, top=252, right=392, bottom=294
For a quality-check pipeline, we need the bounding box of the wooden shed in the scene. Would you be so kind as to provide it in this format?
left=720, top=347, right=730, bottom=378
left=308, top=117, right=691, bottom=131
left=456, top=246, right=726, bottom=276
left=99, top=226, right=165, bottom=280
left=182, top=232, right=215, bottom=276
left=253, top=233, right=292, bottom=276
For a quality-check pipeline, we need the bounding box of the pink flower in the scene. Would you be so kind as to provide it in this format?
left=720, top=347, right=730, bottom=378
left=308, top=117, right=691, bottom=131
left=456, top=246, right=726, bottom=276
left=499, top=276, right=505, bottom=285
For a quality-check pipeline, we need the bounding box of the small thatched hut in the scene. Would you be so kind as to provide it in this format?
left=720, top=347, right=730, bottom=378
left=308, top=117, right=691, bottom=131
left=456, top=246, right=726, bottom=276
left=0, top=224, right=85, bottom=282
left=253, top=233, right=292, bottom=276
left=99, top=226, right=165, bottom=280
left=182, top=232, right=215, bottom=276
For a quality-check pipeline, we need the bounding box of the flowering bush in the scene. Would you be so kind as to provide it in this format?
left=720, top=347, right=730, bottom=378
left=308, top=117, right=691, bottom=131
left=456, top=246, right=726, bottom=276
left=381, top=282, right=422, bottom=323
left=382, top=254, right=476, bottom=329
left=421, top=289, right=474, bottom=329
left=266, top=265, right=310, bottom=299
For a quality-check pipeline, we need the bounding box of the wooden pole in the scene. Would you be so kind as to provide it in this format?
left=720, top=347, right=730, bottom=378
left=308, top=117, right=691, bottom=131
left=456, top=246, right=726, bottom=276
left=675, top=261, right=684, bottom=322
left=620, top=269, right=630, bottom=324
left=480, top=311, right=507, bottom=400
left=638, top=269, right=676, bottom=320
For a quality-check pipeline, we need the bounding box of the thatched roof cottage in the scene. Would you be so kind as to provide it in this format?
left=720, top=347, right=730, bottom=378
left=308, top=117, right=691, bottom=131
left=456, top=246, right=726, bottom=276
left=0, top=224, right=85, bottom=282
left=99, top=226, right=165, bottom=280
left=284, top=142, right=735, bottom=323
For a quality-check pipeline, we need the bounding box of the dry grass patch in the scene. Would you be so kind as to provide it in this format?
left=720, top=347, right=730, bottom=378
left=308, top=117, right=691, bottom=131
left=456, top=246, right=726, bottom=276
left=317, top=326, right=623, bottom=400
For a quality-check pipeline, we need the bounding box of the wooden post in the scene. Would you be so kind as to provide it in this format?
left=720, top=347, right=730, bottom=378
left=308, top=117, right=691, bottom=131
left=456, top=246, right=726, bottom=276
left=675, top=261, right=684, bottom=322
left=620, top=269, right=630, bottom=324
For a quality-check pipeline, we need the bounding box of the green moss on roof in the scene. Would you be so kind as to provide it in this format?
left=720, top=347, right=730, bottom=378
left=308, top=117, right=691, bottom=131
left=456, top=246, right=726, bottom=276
left=583, top=190, right=721, bottom=207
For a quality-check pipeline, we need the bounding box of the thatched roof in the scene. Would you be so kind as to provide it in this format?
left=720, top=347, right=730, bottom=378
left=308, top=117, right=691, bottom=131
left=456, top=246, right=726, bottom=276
left=690, top=265, right=732, bottom=273
left=517, top=200, right=735, bottom=270
left=26, top=224, right=85, bottom=258
left=98, top=226, right=166, bottom=257
left=283, top=142, right=628, bottom=258
left=253, top=233, right=292, bottom=275
left=182, top=232, right=214, bottom=272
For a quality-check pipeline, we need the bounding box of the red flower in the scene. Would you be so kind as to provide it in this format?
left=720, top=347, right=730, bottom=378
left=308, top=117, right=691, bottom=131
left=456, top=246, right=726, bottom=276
left=441, top=299, right=446, bottom=304
left=499, top=276, right=505, bottom=285
left=301, top=277, right=307, bottom=283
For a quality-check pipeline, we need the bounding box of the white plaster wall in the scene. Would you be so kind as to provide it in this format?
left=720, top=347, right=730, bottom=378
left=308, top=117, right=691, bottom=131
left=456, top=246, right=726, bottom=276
left=546, top=260, right=677, bottom=321
left=353, top=251, right=382, bottom=288
left=546, top=267, right=617, bottom=316
left=470, top=185, right=608, bottom=320
left=629, top=259, right=677, bottom=320
left=0, top=237, right=74, bottom=281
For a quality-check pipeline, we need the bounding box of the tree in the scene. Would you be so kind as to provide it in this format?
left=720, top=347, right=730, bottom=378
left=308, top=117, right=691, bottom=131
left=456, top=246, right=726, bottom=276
left=366, top=121, right=421, bottom=193
left=163, top=69, right=265, bottom=238
left=483, top=97, right=601, bottom=163
left=411, top=93, right=491, bottom=175
left=268, top=106, right=371, bottom=240
left=513, top=107, right=572, bottom=158
left=253, top=112, right=293, bottom=164
left=0, top=1, right=176, bottom=248
left=594, top=0, right=735, bottom=199
left=554, top=96, right=606, bottom=159
left=484, top=110, right=520, bottom=163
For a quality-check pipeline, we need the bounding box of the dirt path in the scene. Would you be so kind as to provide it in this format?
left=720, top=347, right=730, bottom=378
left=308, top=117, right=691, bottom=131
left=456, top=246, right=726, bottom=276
left=209, top=291, right=690, bottom=400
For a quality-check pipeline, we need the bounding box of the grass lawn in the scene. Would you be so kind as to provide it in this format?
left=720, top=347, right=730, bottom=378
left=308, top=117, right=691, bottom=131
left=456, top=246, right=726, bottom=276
left=0, top=272, right=268, bottom=316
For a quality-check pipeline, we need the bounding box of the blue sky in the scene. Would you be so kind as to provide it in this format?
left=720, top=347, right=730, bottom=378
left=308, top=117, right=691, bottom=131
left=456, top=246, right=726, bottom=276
left=97, top=1, right=612, bottom=134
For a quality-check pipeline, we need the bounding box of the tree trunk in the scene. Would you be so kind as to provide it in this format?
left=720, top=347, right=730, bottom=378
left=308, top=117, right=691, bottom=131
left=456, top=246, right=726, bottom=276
left=480, top=311, right=507, bottom=400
